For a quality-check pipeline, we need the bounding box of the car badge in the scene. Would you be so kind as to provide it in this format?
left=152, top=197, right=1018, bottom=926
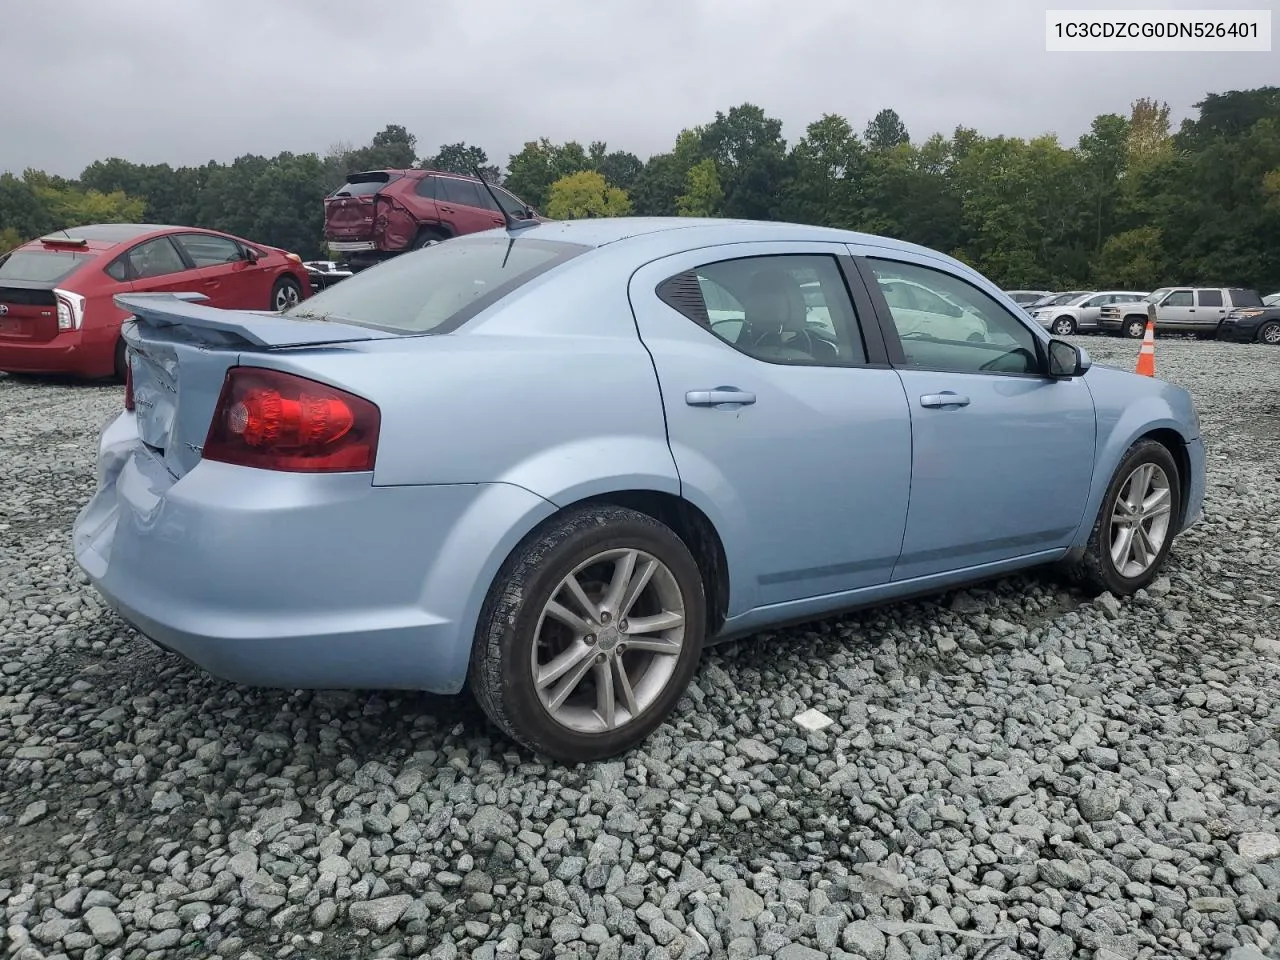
left=0, top=304, right=8, bottom=315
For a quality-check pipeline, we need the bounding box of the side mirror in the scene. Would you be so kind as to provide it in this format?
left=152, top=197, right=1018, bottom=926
left=1048, top=338, right=1089, bottom=378
left=243, top=247, right=260, bottom=263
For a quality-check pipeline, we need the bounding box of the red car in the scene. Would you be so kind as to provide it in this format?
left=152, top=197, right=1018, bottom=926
left=324, top=169, right=541, bottom=270
left=0, top=224, right=312, bottom=380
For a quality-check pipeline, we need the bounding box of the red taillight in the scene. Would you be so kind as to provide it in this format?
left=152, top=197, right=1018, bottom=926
left=203, top=367, right=380, bottom=472
left=123, top=358, right=135, bottom=411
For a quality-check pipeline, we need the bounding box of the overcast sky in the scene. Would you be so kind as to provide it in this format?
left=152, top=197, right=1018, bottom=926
left=2, top=0, right=1275, bottom=178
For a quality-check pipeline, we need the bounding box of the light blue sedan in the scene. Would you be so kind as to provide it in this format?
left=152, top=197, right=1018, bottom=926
left=73, top=217, right=1205, bottom=763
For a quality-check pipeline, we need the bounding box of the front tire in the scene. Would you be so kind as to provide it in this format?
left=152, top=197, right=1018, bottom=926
left=1051, top=316, right=1077, bottom=336
left=1068, top=440, right=1180, bottom=597
left=1258, top=320, right=1280, bottom=345
left=271, top=276, right=302, bottom=312
left=1124, top=316, right=1148, bottom=339
left=468, top=505, right=706, bottom=763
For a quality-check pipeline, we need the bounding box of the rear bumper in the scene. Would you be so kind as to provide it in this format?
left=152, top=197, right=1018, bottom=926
left=327, top=241, right=377, bottom=253
left=0, top=324, right=117, bottom=377
left=73, top=412, right=556, bottom=693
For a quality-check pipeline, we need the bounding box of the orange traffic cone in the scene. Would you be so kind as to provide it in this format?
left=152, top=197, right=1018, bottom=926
left=1135, top=319, right=1156, bottom=377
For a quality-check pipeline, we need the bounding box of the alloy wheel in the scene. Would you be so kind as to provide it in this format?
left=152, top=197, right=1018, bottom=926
left=532, top=547, right=685, bottom=734
left=1109, top=462, right=1173, bottom=578
left=275, top=284, right=301, bottom=311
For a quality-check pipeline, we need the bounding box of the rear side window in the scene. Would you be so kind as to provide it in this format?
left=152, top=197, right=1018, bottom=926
left=414, top=177, right=438, bottom=200
left=284, top=235, right=588, bottom=334
left=656, top=254, right=867, bottom=366
left=0, top=249, right=95, bottom=283
left=439, top=177, right=487, bottom=209
left=1197, top=289, right=1223, bottom=307
left=1230, top=289, right=1263, bottom=307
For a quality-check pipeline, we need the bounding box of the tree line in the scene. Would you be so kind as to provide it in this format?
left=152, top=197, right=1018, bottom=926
left=2, top=87, right=1278, bottom=293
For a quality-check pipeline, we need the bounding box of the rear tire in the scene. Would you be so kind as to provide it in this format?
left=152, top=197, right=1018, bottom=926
left=113, top=339, right=128, bottom=382
left=1066, top=439, right=1181, bottom=597
left=413, top=229, right=447, bottom=250
left=468, top=504, right=706, bottom=763
left=271, top=277, right=302, bottom=312
left=1258, top=320, right=1280, bottom=345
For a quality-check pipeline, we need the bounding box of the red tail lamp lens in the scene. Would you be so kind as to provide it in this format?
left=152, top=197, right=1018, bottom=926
left=204, top=367, right=380, bottom=472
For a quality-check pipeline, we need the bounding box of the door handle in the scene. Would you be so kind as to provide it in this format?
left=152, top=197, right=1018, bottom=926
left=686, top=388, right=756, bottom=407
left=920, top=392, right=970, bottom=408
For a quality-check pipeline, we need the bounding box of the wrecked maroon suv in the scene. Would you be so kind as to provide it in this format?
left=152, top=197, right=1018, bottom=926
left=323, top=169, right=542, bottom=270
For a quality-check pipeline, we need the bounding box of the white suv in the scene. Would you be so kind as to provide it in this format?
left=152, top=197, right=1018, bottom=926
left=1031, top=290, right=1150, bottom=335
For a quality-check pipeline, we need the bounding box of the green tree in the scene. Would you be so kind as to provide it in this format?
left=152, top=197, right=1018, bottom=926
left=426, top=142, right=500, bottom=181
left=785, top=114, right=866, bottom=228
left=504, top=139, right=592, bottom=209
left=545, top=171, right=631, bottom=219
left=700, top=104, right=791, bottom=219
left=675, top=158, right=723, bottom=217
left=864, top=108, right=910, bottom=151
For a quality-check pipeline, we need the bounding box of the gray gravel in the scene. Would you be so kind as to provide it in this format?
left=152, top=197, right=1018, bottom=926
left=2, top=336, right=1279, bottom=960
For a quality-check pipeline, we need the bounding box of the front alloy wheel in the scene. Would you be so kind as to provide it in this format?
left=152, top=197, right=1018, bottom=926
left=1068, top=439, right=1181, bottom=596
left=1051, top=316, right=1076, bottom=336
left=1259, top=320, right=1280, bottom=345
left=1125, top=317, right=1148, bottom=339
left=469, top=505, right=705, bottom=762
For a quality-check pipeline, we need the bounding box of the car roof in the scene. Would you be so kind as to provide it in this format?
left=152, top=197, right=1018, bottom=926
left=20, top=223, right=243, bottom=255
left=504, top=216, right=977, bottom=269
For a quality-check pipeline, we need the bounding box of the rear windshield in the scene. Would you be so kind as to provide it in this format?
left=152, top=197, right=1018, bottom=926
left=0, top=249, right=96, bottom=284
left=330, top=176, right=396, bottom=198
left=1230, top=289, right=1263, bottom=307
left=284, top=235, right=589, bottom=334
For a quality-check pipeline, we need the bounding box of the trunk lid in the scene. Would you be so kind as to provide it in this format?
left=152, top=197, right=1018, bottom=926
left=0, top=281, right=60, bottom=343
left=117, top=292, right=395, bottom=479
left=324, top=195, right=378, bottom=240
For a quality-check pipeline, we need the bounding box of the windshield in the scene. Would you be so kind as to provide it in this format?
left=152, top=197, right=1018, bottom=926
left=284, top=235, right=589, bottom=334
left=1145, top=288, right=1172, bottom=303
left=1264, top=293, right=1280, bottom=306
left=0, top=249, right=96, bottom=284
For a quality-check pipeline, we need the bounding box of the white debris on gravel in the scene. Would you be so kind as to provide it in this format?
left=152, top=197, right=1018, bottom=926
left=1, top=336, right=1278, bottom=960
left=793, top=708, right=834, bottom=733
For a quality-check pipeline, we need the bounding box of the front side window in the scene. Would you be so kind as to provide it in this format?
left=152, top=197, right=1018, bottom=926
left=495, top=188, right=529, bottom=217
left=1163, top=290, right=1193, bottom=307
left=868, top=258, right=1040, bottom=375
left=657, top=254, right=866, bottom=366
left=284, top=235, right=587, bottom=334
left=174, top=233, right=243, bottom=268
left=126, top=237, right=189, bottom=280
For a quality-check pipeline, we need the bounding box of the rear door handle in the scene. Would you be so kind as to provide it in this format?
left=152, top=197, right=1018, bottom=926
left=920, top=392, right=970, bottom=408
left=686, top=388, right=756, bottom=407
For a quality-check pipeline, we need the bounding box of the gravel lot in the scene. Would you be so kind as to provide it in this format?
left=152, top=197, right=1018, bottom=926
left=2, top=337, right=1278, bottom=960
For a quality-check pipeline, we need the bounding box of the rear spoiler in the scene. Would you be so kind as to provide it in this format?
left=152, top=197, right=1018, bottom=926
left=114, top=292, right=393, bottom=348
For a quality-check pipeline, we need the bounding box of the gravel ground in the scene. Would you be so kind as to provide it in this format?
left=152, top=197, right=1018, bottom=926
left=1, top=336, right=1278, bottom=960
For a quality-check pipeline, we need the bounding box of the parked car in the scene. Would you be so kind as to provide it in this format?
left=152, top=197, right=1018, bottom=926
left=0, top=224, right=311, bottom=379
left=323, top=169, right=541, bottom=270
left=1217, top=299, right=1280, bottom=344
left=75, top=218, right=1205, bottom=762
left=1004, top=289, right=1052, bottom=307
left=303, top=260, right=353, bottom=292
left=1099, top=287, right=1264, bottom=338
left=1028, top=291, right=1094, bottom=311
left=1030, top=290, right=1150, bottom=335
